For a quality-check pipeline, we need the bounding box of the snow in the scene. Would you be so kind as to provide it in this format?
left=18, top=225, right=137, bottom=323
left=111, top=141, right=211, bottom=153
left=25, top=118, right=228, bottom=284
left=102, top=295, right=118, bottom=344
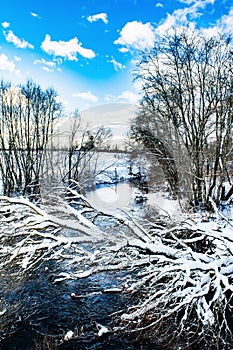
left=96, top=323, right=109, bottom=337
left=94, top=186, right=120, bottom=203
left=103, top=288, right=122, bottom=293
left=64, top=330, right=74, bottom=341
left=86, top=155, right=184, bottom=216
left=147, top=192, right=183, bottom=218
left=0, top=309, right=6, bottom=316
left=0, top=180, right=3, bottom=196
left=94, top=156, right=132, bottom=185
left=95, top=174, right=114, bottom=184
left=129, top=239, right=178, bottom=257
left=0, top=179, right=233, bottom=347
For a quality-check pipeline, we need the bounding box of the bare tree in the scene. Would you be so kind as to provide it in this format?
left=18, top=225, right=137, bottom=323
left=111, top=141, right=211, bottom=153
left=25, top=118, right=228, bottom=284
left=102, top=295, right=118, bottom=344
left=133, top=28, right=233, bottom=208
left=61, top=120, right=112, bottom=191
left=34, top=109, right=113, bottom=195
left=0, top=80, right=62, bottom=196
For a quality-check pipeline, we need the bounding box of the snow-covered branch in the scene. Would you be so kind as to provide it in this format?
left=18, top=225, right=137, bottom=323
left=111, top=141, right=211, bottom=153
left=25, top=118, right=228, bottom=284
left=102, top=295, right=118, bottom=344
left=113, top=214, right=233, bottom=348
left=0, top=190, right=106, bottom=273
left=0, top=189, right=233, bottom=348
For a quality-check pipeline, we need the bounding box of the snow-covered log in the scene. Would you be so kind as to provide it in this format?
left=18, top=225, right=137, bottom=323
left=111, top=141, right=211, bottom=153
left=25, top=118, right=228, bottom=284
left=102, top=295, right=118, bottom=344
left=0, top=188, right=233, bottom=348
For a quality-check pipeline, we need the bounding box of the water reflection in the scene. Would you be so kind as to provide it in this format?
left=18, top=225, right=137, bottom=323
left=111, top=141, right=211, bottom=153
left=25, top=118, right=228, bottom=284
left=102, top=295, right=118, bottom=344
left=86, top=183, right=135, bottom=212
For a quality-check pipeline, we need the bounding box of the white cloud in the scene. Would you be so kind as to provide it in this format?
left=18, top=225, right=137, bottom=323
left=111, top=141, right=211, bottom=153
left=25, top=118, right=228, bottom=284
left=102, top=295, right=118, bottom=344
left=72, top=91, right=98, bottom=103
left=178, top=0, right=195, bottom=4
left=14, top=55, right=21, bottom=62
left=104, top=90, right=139, bottom=104
left=201, top=8, right=233, bottom=37
left=30, top=12, right=41, bottom=19
left=53, top=57, right=63, bottom=65
left=117, top=90, right=139, bottom=104
left=0, top=53, right=19, bottom=73
left=34, top=58, right=56, bottom=68
left=217, top=8, right=233, bottom=32
left=156, top=0, right=215, bottom=34
left=156, top=3, right=164, bottom=7
left=178, top=0, right=214, bottom=4
left=2, top=21, right=10, bottom=28
left=108, top=58, right=126, bottom=71
left=87, top=13, right=108, bottom=24
left=114, top=21, right=155, bottom=51
left=42, top=66, right=54, bottom=72
left=104, top=94, right=115, bottom=102
left=34, top=58, right=59, bottom=72
left=156, top=14, right=177, bottom=35
left=41, top=34, right=95, bottom=61
left=3, top=30, right=34, bottom=49
left=119, top=47, right=129, bottom=53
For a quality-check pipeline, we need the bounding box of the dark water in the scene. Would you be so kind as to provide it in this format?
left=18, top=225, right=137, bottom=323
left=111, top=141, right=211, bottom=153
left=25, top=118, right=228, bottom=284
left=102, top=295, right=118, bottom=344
left=0, top=262, right=156, bottom=350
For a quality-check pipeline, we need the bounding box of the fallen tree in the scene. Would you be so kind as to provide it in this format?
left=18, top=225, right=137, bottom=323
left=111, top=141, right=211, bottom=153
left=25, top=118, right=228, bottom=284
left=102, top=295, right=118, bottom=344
left=0, top=188, right=233, bottom=349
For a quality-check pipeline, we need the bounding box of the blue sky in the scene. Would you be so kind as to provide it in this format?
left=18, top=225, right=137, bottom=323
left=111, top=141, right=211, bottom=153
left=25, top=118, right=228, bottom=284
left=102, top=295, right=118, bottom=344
left=0, top=0, right=233, bottom=111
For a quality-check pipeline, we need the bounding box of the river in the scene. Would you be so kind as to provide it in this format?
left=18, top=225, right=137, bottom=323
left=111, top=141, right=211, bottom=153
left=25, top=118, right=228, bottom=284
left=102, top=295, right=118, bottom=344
left=0, top=182, right=159, bottom=350
left=1, top=267, right=153, bottom=350
left=0, top=151, right=179, bottom=349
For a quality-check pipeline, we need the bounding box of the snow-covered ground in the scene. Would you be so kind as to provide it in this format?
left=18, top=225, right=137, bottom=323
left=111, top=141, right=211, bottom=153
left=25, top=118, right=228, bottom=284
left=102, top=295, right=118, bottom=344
left=147, top=192, right=183, bottom=218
